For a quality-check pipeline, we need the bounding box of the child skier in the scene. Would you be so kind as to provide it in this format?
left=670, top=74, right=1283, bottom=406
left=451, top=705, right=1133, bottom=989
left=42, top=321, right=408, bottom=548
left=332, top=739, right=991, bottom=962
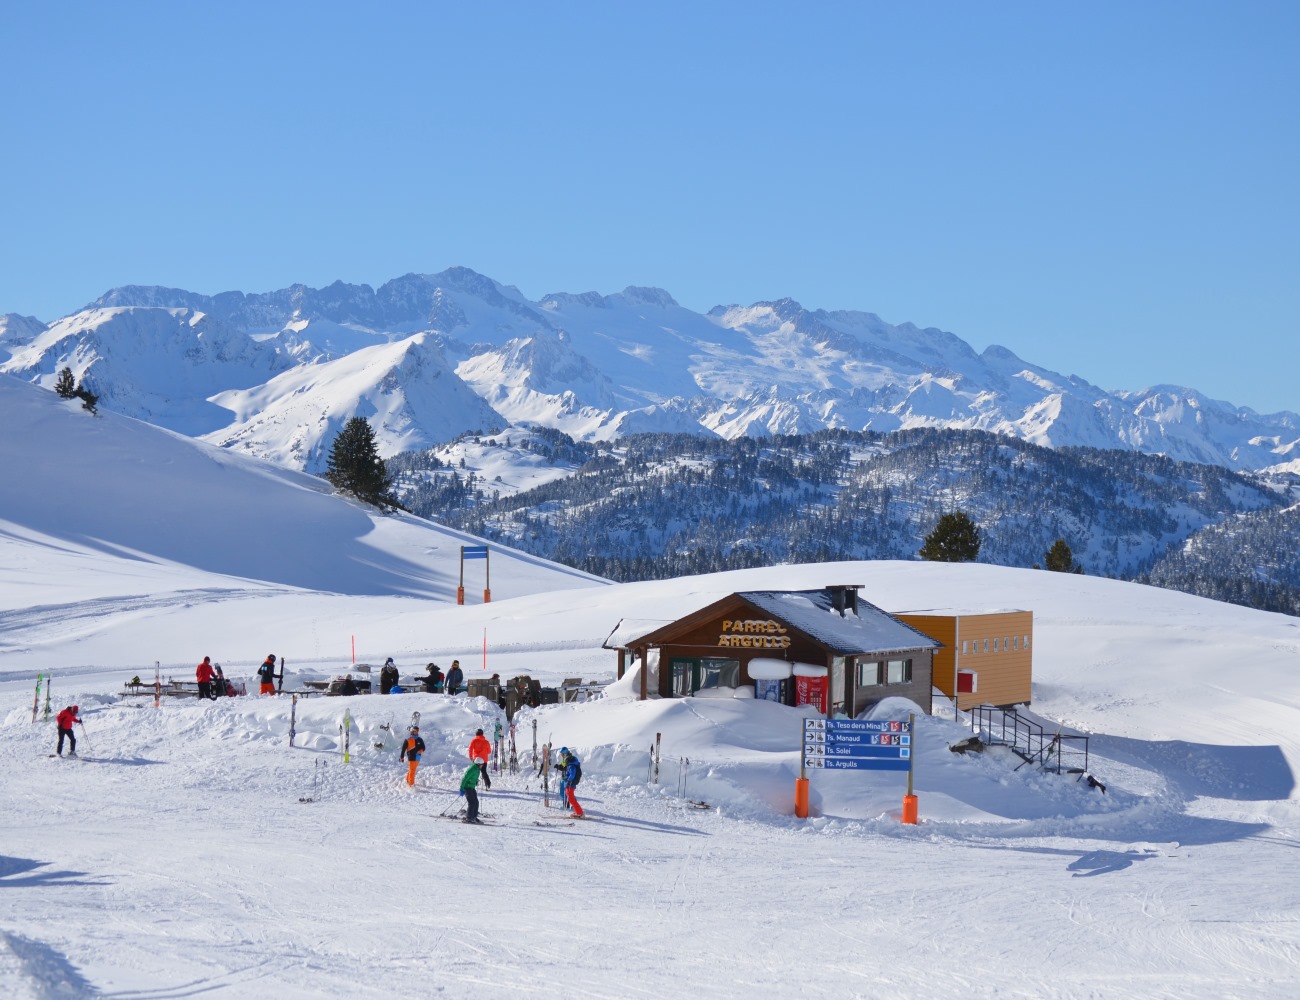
left=56, top=704, right=81, bottom=757
left=460, top=757, right=486, bottom=823
left=560, top=748, right=585, bottom=818
left=399, top=725, right=426, bottom=787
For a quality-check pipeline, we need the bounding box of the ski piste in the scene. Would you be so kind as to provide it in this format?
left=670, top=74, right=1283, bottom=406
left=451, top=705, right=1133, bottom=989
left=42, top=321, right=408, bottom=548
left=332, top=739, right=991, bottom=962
left=31, top=673, right=42, bottom=724
left=288, top=694, right=298, bottom=747
left=341, top=710, right=352, bottom=763
left=508, top=722, right=518, bottom=774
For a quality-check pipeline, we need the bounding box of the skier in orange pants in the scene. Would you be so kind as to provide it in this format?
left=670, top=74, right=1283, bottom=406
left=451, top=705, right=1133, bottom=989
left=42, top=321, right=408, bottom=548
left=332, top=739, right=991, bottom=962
left=400, top=725, right=426, bottom=786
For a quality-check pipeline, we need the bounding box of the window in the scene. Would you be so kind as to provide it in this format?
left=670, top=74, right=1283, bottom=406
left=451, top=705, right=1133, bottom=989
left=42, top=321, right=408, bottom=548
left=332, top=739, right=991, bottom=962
left=1005, top=636, right=1010, bottom=652
left=993, top=638, right=999, bottom=653
left=1024, top=634, right=1031, bottom=650
left=673, top=657, right=739, bottom=695
left=671, top=660, right=692, bottom=697
left=1013, top=636, right=1019, bottom=651
left=886, top=659, right=912, bottom=684
left=699, top=658, right=740, bottom=690
left=961, top=640, right=968, bottom=654
left=984, top=639, right=989, bottom=653
left=857, top=661, right=881, bottom=686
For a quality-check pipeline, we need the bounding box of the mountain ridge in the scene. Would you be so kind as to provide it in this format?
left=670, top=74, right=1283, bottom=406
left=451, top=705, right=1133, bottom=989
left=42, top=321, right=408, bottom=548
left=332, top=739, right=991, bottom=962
left=2, top=268, right=1296, bottom=474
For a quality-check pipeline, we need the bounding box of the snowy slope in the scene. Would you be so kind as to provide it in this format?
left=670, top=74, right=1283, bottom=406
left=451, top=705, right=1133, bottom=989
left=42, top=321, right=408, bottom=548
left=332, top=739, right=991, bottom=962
left=5, top=269, right=1296, bottom=472
left=3, top=557, right=1299, bottom=997
left=0, top=374, right=604, bottom=649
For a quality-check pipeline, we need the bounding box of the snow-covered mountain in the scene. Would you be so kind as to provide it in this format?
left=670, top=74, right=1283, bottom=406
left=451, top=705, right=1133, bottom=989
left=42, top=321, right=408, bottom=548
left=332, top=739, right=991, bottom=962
left=3, top=268, right=1297, bottom=472
left=0, top=373, right=604, bottom=605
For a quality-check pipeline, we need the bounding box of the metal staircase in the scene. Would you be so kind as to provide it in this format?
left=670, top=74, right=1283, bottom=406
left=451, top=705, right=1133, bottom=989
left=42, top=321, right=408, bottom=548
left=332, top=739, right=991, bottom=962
left=968, top=705, right=1090, bottom=775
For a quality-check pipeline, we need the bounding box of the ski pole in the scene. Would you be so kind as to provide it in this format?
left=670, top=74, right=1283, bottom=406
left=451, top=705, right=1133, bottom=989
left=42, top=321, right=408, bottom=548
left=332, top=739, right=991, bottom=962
left=77, top=720, right=91, bottom=753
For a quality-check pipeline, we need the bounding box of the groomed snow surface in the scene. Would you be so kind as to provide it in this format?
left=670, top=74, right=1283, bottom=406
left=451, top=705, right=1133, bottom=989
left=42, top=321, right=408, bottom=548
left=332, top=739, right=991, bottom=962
left=3, top=378, right=1300, bottom=998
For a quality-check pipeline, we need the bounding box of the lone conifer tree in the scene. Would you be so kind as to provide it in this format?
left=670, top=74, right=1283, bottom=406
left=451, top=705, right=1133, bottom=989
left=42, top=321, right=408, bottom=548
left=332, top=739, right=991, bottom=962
left=1044, top=538, right=1083, bottom=574
left=54, top=367, right=77, bottom=399
left=325, top=416, right=398, bottom=509
left=73, top=378, right=98, bottom=414
left=919, top=511, right=982, bottom=563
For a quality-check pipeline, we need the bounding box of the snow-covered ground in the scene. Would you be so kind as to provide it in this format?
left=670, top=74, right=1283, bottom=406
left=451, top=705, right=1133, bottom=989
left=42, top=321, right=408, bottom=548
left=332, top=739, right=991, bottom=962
left=3, top=374, right=1300, bottom=998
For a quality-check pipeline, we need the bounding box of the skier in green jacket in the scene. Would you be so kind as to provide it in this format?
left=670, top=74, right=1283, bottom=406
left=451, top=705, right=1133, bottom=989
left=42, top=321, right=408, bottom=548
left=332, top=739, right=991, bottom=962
left=459, top=757, right=485, bottom=824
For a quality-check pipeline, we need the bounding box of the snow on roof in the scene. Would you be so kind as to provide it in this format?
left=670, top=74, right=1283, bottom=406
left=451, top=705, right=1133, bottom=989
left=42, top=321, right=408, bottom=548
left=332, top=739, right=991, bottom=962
left=737, top=590, right=942, bottom=655
left=603, top=617, right=674, bottom=649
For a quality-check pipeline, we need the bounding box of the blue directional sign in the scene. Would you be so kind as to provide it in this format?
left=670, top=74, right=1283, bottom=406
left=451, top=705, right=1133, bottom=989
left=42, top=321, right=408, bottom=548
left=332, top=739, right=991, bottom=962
left=462, top=546, right=489, bottom=560
left=803, top=717, right=913, bottom=772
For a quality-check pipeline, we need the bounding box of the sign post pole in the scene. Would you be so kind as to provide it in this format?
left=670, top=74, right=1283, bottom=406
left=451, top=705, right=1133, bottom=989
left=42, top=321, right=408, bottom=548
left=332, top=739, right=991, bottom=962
left=902, top=712, right=919, bottom=824
left=795, top=725, right=810, bottom=818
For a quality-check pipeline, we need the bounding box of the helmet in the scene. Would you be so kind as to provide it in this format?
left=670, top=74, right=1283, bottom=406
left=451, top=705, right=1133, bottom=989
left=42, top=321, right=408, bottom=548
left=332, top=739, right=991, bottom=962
left=475, top=728, right=484, bottom=737
left=203, top=656, right=210, bottom=663
left=267, top=654, right=276, bottom=662
left=409, top=725, right=419, bottom=733
left=559, top=746, right=569, bottom=756
left=71, top=704, right=79, bottom=712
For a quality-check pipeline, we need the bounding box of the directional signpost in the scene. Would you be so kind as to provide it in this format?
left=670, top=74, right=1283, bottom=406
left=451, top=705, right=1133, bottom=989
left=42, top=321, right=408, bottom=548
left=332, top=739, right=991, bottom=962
left=803, top=718, right=912, bottom=771
left=796, top=714, right=919, bottom=823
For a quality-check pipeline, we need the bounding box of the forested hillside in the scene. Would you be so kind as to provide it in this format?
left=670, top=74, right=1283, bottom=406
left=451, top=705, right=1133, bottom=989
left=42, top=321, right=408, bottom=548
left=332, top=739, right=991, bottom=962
left=389, top=428, right=1299, bottom=611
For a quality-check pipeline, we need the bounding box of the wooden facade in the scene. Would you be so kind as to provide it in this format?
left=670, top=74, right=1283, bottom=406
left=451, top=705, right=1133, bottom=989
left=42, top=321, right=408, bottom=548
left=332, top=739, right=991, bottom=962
left=895, top=610, right=1033, bottom=711
left=607, top=587, right=941, bottom=718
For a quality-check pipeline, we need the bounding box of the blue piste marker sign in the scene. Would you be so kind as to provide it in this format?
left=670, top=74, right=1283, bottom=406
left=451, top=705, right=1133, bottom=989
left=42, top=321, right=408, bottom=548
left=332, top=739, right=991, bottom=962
left=802, top=718, right=912, bottom=772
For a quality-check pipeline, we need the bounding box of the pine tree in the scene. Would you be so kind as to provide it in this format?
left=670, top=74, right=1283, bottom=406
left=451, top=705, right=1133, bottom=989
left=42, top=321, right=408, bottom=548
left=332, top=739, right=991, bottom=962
left=325, top=416, right=398, bottom=509
left=74, top=378, right=98, bottom=415
left=1044, top=538, right=1083, bottom=574
left=918, top=511, right=982, bottom=563
left=54, top=367, right=77, bottom=399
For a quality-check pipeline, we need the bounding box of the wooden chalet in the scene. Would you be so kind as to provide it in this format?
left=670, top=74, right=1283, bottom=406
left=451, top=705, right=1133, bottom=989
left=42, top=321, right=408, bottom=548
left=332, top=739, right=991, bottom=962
left=604, top=585, right=942, bottom=717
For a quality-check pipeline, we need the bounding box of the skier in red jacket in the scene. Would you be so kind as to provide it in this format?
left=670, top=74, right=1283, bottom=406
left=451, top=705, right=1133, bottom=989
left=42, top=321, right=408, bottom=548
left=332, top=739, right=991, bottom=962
left=468, top=728, right=492, bottom=788
left=196, top=656, right=216, bottom=700
left=56, top=705, right=81, bottom=757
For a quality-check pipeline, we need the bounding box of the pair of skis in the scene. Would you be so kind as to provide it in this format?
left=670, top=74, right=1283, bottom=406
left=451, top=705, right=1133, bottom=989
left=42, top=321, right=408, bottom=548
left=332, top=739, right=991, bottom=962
left=32, top=672, right=53, bottom=723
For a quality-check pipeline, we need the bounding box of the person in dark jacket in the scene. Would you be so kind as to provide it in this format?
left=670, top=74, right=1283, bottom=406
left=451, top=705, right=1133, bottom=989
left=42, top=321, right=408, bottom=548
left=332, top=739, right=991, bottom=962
left=422, top=663, right=444, bottom=693
left=340, top=674, right=359, bottom=696
left=400, top=725, right=426, bottom=787
left=56, top=705, right=81, bottom=757
left=459, top=757, right=486, bottom=823
left=196, top=656, right=216, bottom=700
left=444, top=660, right=463, bottom=695
left=257, top=655, right=277, bottom=695
left=380, top=658, right=398, bottom=694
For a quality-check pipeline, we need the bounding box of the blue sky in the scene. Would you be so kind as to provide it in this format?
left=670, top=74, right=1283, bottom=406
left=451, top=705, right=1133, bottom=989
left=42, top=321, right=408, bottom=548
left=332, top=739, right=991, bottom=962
left=3, top=1, right=1296, bottom=413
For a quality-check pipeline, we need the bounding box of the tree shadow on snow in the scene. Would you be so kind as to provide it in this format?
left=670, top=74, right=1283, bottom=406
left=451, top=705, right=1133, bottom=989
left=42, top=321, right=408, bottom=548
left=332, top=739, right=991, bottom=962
left=0, top=855, right=110, bottom=888
left=0, top=930, right=99, bottom=998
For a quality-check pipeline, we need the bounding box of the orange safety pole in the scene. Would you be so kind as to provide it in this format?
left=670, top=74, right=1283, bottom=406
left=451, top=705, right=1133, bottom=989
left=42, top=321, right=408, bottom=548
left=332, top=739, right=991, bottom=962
left=901, top=712, right=919, bottom=824
left=795, top=777, right=810, bottom=818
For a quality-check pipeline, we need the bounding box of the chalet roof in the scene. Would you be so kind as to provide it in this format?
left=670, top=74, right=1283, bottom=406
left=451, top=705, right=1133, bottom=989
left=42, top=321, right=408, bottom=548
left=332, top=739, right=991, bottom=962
left=609, top=588, right=942, bottom=656
left=737, top=590, right=942, bottom=655
left=602, top=618, right=673, bottom=650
